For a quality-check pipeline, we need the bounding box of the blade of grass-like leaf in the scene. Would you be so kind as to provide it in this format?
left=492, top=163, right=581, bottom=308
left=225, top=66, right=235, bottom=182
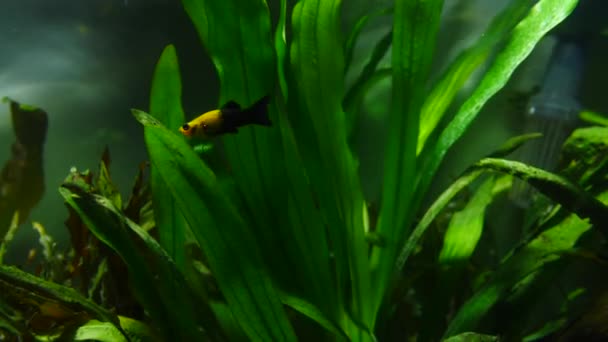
left=344, top=28, right=392, bottom=135
left=75, top=316, right=160, bottom=342
left=438, top=176, right=496, bottom=264
left=181, top=0, right=274, bottom=101
left=72, top=320, right=128, bottom=342
left=273, top=0, right=339, bottom=321
left=343, top=6, right=393, bottom=76
left=133, top=109, right=296, bottom=341
left=150, top=45, right=185, bottom=130
left=208, top=302, right=249, bottom=342
left=346, top=26, right=392, bottom=96
left=416, top=0, right=579, bottom=209
left=149, top=44, right=185, bottom=131
left=60, top=183, right=220, bottom=341
left=0, top=310, right=20, bottom=337
left=444, top=332, right=498, bottom=342
left=148, top=44, right=189, bottom=271
left=473, top=158, right=608, bottom=232
left=118, top=316, right=159, bottom=342
left=417, top=0, right=533, bottom=153
left=274, top=0, right=288, bottom=99
left=486, top=132, right=543, bottom=158
left=0, top=265, right=124, bottom=335
left=280, top=292, right=347, bottom=339
left=522, top=318, right=568, bottom=342
left=290, top=0, right=372, bottom=337
left=147, top=45, right=210, bottom=328
left=0, top=213, right=19, bottom=264
left=579, top=110, right=608, bottom=127
left=371, top=0, right=444, bottom=319
left=443, top=190, right=608, bottom=337
left=275, top=101, right=337, bottom=320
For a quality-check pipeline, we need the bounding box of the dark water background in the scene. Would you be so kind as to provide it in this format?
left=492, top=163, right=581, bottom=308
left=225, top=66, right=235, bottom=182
left=0, top=0, right=218, bottom=260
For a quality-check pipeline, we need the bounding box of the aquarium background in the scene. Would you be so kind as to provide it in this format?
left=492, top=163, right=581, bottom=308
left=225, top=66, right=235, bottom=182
left=0, top=0, right=220, bottom=259
left=2, top=0, right=607, bottom=265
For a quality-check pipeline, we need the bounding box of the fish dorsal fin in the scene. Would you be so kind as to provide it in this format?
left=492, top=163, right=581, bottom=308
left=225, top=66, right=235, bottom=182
left=221, top=100, right=241, bottom=111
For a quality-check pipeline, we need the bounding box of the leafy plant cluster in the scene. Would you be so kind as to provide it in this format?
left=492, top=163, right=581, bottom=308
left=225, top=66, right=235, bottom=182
left=2, top=0, right=608, bottom=341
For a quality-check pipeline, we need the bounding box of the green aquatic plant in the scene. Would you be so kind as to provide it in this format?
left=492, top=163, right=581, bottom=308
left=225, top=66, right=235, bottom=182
left=6, top=0, right=608, bottom=341
left=130, top=0, right=586, bottom=340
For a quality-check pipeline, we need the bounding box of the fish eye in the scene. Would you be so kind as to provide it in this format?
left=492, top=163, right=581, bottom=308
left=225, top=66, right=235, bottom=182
left=202, top=124, right=208, bottom=131
left=181, top=124, right=190, bottom=131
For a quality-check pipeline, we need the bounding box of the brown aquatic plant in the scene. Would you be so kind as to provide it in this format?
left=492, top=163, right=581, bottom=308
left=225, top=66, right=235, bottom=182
left=0, top=98, right=48, bottom=237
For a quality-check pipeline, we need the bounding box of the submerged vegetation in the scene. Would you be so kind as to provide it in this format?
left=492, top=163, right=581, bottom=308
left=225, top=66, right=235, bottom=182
left=0, top=97, right=47, bottom=240
left=2, top=0, right=608, bottom=341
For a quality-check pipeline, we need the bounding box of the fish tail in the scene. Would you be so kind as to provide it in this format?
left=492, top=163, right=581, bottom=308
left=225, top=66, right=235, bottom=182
left=246, top=95, right=272, bottom=126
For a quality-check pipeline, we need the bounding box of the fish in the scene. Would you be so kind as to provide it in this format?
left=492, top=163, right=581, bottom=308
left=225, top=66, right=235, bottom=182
left=179, top=95, right=272, bottom=139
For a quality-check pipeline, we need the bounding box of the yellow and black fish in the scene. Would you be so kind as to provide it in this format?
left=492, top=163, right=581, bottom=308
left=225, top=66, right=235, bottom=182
left=179, top=95, right=271, bottom=139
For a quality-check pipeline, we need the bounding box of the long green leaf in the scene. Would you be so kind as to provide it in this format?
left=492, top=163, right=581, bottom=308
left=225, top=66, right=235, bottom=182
left=579, top=110, right=608, bottom=127
left=118, top=316, right=160, bottom=342
left=417, top=0, right=533, bottom=153
left=276, top=101, right=337, bottom=320
left=274, top=0, right=288, bottom=99
left=416, top=0, right=579, bottom=209
left=371, top=0, right=444, bottom=320
left=444, top=332, right=498, bottom=342
left=290, top=0, right=372, bottom=338
left=473, top=158, right=608, bottom=232
left=73, top=316, right=159, bottom=342
left=343, top=6, right=393, bottom=75
left=439, top=176, right=496, bottom=264
left=0, top=265, right=124, bottom=336
left=280, top=292, right=347, bottom=339
left=344, top=28, right=393, bottom=135
left=271, top=0, right=341, bottom=323
left=0, top=213, right=20, bottom=264
left=133, top=110, right=296, bottom=341
left=148, top=44, right=190, bottom=271
left=149, top=44, right=185, bottom=131
left=73, top=320, right=128, bottom=342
